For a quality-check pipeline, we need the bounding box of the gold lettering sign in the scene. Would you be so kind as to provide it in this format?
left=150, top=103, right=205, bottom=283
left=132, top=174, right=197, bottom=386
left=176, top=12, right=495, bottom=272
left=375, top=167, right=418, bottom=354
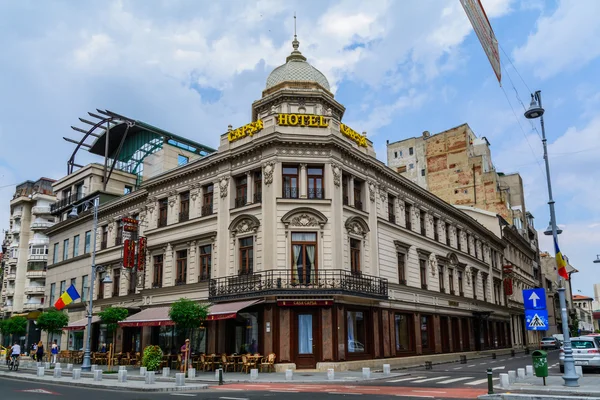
left=228, top=120, right=264, bottom=143
left=340, top=123, right=367, bottom=147
left=277, top=113, right=329, bottom=128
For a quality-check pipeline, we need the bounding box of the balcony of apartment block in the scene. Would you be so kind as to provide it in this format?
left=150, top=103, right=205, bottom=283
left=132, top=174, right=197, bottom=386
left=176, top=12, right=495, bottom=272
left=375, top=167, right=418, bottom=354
left=23, top=303, right=43, bottom=311
left=12, top=208, right=23, bottom=219
left=209, top=269, right=389, bottom=302
left=27, top=253, right=48, bottom=263
left=6, top=273, right=16, bottom=281
left=10, top=225, right=21, bottom=234
left=24, top=286, right=45, bottom=296
left=30, top=219, right=55, bottom=230
left=4, top=288, right=15, bottom=297
left=26, top=267, right=47, bottom=279
left=32, top=206, right=52, bottom=215
left=29, top=237, right=49, bottom=246
left=2, top=305, right=13, bottom=313
left=50, top=192, right=85, bottom=214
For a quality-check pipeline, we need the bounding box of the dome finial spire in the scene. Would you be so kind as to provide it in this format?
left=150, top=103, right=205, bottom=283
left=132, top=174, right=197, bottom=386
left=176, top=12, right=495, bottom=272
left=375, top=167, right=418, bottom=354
left=287, top=12, right=306, bottom=62
left=292, top=12, right=299, bottom=51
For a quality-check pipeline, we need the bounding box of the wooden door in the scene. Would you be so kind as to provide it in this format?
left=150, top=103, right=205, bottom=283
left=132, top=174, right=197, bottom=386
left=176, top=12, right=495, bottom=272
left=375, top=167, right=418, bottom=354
left=440, top=317, right=450, bottom=353
left=295, top=309, right=318, bottom=369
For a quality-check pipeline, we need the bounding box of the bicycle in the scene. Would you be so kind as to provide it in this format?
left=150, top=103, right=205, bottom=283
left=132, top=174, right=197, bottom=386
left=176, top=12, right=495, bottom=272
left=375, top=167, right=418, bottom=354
left=8, top=356, right=19, bottom=371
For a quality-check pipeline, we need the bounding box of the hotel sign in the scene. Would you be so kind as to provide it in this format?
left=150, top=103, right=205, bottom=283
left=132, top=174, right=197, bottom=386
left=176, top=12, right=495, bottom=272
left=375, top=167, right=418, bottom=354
left=277, top=300, right=333, bottom=307
left=228, top=120, right=264, bottom=143
left=340, top=123, right=367, bottom=147
left=277, top=113, right=329, bottom=128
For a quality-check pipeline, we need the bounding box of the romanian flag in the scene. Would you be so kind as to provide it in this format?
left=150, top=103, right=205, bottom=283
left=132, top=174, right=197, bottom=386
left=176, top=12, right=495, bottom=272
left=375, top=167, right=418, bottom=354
left=555, top=238, right=569, bottom=280
left=54, top=285, right=81, bottom=310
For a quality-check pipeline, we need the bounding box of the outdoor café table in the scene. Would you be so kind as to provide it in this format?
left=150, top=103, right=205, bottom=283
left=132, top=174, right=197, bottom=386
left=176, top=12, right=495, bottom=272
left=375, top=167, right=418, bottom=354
left=229, top=355, right=242, bottom=372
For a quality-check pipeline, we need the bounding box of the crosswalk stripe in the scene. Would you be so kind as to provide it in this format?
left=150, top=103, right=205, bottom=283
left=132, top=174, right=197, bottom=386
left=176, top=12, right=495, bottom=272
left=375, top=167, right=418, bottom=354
left=465, top=378, right=499, bottom=386
left=386, top=376, right=426, bottom=382
left=411, top=376, right=450, bottom=383
left=436, top=377, right=475, bottom=384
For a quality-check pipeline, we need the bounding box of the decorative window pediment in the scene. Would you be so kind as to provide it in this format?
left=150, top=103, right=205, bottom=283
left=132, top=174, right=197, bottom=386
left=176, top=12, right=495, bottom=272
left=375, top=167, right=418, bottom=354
left=281, top=207, right=328, bottom=229
left=394, top=240, right=410, bottom=254
left=229, top=214, right=260, bottom=237
left=345, top=216, right=370, bottom=238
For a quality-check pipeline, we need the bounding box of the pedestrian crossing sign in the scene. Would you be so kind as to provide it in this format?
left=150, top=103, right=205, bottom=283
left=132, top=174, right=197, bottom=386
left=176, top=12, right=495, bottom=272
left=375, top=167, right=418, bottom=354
left=525, top=309, right=549, bottom=331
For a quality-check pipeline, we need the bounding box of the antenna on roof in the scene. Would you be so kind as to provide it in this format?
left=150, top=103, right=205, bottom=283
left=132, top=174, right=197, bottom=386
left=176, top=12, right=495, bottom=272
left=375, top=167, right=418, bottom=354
left=294, top=12, right=297, bottom=39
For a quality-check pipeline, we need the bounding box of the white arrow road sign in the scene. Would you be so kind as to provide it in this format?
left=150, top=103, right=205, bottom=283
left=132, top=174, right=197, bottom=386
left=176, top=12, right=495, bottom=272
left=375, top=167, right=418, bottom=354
left=528, top=291, right=540, bottom=308
left=492, top=366, right=505, bottom=371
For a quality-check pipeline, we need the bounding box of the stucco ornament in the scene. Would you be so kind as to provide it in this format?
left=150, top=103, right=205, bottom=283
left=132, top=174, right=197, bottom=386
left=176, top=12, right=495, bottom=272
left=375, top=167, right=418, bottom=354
left=379, top=186, right=388, bottom=202
left=331, top=163, right=341, bottom=186
left=465, top=266, right=472, bottom=285
left=428, top=253, right=438, bottom=277
left=290, top=214, right=319, bottom=227
left=263, top=161, right=275, bottom=185
left=345, top=217, right=370, bottom=238
left=219, top=177, right=229, bottom=198
left=368, top=181, right=376, bottom=202
left=270, top=104, right=278, bottom=114
left=236, top=219, right=258, bottom=235
left=326, top=107, right=332, bottom=116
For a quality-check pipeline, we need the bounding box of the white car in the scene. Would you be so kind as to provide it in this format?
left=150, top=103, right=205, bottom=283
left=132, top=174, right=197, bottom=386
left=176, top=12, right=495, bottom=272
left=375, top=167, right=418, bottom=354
left=559, top=336, right=600, bottom=372
left=348, top=340, right=365, bottom=352
left=540, top=337, right=560, bottom=350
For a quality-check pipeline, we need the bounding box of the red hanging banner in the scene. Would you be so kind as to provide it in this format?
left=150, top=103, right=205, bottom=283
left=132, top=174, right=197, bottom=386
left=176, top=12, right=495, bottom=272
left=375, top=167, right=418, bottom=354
left=503, top=278, right=513, bottom=296
left=137, top=237, right=146, bottom=271
left=123, top=239, right=132, bottom=268
left=128, top=240, right=136, bottom=268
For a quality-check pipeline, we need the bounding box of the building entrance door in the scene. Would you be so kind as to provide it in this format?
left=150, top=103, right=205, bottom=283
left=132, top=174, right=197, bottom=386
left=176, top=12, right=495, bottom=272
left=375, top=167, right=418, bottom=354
left=440, top=317, right=450, bottom=353
left=295, top=309, right=318, bottom=369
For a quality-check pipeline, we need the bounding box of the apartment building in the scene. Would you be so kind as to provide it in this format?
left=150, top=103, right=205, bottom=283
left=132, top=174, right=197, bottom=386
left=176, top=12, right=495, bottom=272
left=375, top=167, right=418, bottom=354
left=573, top=295, right=594, bottom=334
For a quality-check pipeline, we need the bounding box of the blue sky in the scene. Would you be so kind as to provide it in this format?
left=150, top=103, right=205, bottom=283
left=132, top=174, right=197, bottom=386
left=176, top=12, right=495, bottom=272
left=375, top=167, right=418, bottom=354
left=1, top=0, right=599, bottom=298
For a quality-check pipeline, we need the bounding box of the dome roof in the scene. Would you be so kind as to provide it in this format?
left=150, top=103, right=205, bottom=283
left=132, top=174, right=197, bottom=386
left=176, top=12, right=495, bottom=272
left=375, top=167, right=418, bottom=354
left=266, top=36, right=330, bottom=91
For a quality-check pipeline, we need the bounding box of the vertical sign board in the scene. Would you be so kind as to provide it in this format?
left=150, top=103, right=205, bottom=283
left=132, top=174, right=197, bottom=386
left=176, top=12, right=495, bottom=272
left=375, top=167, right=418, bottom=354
left=460, top=0, right=501, bottom=84
left=523, top=288, right=548, bottom=331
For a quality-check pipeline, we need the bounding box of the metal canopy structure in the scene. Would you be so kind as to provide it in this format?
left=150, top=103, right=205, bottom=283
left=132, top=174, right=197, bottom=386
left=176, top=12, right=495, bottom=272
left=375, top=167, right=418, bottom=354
left=65, top=109, right=216, bottom=189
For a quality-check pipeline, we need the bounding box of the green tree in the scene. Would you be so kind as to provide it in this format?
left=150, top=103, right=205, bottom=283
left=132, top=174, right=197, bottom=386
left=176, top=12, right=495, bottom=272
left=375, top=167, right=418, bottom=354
left=37, top=309, right=69, bottom=349
left=168, top=298, right=209, bottom=337
left=4, top=316, right=27, bottom=342
left=569, top=310, right=580, bottom=338
left=98, top=306, right=129, bottom=371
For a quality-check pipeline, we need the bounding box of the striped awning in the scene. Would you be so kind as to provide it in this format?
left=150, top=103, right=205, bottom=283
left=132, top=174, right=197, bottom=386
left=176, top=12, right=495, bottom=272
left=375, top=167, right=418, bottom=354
left=64, top=316, right=100, bottom=331
left=206, top=299, right=263, bottom=321
left=119, top=307, right=174, bottom=327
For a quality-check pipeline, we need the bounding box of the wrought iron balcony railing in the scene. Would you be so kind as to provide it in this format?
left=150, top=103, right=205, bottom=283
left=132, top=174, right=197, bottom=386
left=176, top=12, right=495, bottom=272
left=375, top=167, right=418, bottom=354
left=283, top=187, right=299, bottom=199
left=234, top=197, right=247, bottom=208
left=388, top=212, right=396, bottom=223
left=201, top=204, right=213, bottom=216
left=253, top=192, right=262, bottom=204
left=209, top=269, right=388, bottom=301
left=179, top=210, right=189, bottom=222
left=308, top=188, right=324, bottom=199
left=50, top=192, right=86, bottom=213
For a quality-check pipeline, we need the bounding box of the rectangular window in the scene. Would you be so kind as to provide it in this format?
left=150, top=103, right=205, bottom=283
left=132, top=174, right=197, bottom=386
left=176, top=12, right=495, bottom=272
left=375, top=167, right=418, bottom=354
left=438, top=265, right=445, bottom=293
left=395, top=313, right=413, bottom=352
left=458, top=270, right=464, bottom=295
left=446, top=224, right=451, bottom=246
left=353, top=180, right=363, bottom=210
left=394, top=151, right=397, bottom=158
left=448, top=269, right=454, bottom=294
left=70, top=277, right=76, bottom=289
left=282, top=166, right=299, bottom=199
left=397, top=166, right=407, bottom=173
left=98, top=272, right=105, bottom=299
left=433, top=217, right=439, bottom=241
left=81, top=275, right=88, bottom=302
left=239, top=237, right=254, bottom=275
left=124, top=185, right=133, bottom=194
left=49, top=283, right=56, bottom=305
left=153, top=255, right=163, bottom=288
left=420, top=259, right=427, bottom=289
left=421, top=168, right=426, bottom=176
left=202, top=184, right=214, bottom=216
left=350, top=238, right=361, bottom=274
left=405, top=204, right=412, bottom=230
left=420, top=210, right=426, bottom=235
left=388, top=195, right=396, bottom=223
left=73, top=235, right=80, bottom=257
left=179, top=191, right=190, bottom=222
left=254, top=171, right=262, bottom=203
left=457, top=229, right=462, bottom=251
left=482, top=275, right=488, bottom=302
left=178, top=154, right=189, bottom=166
left=467, top=234, right=471, bottom=254
left=291, top=232, right=317, bottom=285
left=399, top=150, right=403, bottom=157
left=113, top=269, right=120, bottom=297
left=398, top=253, right=406, bottom=285
left=158, top=198, right=168, bottom=227
left=409, top=147, right=414, bottom=155
left=176, top=250, right=187, bottom=285
left=53, top=243, right=59, bottom=263
left=84, top=231, right=91, bottom=254
left=199, top=245, right=212, bottom=281
left=115, top=220, right=123, bottom=246
left=421, top=315, right=432, bottom=350
left=235, top=176, right=247, bottom=208
left=409, top=163, right=414, bottom=169
left=347, top=311, right=366, bottom=353
left=60, top=280, right=66, bottom=295
left=101, top=225, right=108, bottom=249
left=63, top=239, right=69, bottom=261
left=342, top=175, right=349, bottom=205
left=307, top=167, right=324, bottom=199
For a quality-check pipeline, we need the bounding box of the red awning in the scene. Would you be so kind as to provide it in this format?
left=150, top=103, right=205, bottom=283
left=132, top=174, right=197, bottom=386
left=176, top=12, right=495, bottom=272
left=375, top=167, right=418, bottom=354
left=64, top=316, right=100, bottom=331
left=119, top=307, right=175, bottom=327
left=206, top=299, right=263, bottom=321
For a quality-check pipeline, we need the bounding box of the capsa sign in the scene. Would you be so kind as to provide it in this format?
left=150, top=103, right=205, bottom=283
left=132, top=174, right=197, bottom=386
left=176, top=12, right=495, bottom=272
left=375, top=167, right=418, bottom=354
left=340, top=123, right=367, bottom=147
left=277, top=113, right=329, bottom=127
left=228, top=120, right=264, bottom=143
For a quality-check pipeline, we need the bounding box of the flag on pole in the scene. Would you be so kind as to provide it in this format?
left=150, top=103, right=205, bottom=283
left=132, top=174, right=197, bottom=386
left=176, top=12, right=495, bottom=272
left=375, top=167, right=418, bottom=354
left=554, top=238, right=569, bottom=280
left=54, top=285, right=81, bottom=310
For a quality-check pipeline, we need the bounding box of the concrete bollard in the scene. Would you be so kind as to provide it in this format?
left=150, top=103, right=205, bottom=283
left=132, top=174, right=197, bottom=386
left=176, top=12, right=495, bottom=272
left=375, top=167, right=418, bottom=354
left=575, top=366, right=583, bottom=377
left=37, top=367, right=45, bottom=377
left=162, top=367, right=170, bottom=378
left=94, top=370, right=103, bottom=381
left=499, top=373, right=510, bottom=388
left=517, top=368, right=525, bottom=380
left=250, top=369, right=258, bottom=380
left=175, top=373, right=185, bottom=387
left=215, top=368, right=222, bottom=380
left=118, top=370, right=127, bottom=383
left=72, top=369, right=81, bottom=380
left=526, top=365, right=533, bottom=376
left=508, top=370, right=516, bottom=384
left=383, top=364, right=391, bottom=376
left=55, top=362, right=61, bottom=369
left=327, top=368, right=334, bottom=380
left=188, top=368, right=196, bottom=379
left=362, top=367, right=371, bottom=379
left=119, top=366, right=127, bottom=371
left=145, top=371, right=155, bottom=384
left=139, top=366, right=147, bottom=376
left=53, top=368, right=62, bottom=378
left=285, top=369, right=293, bottom=381
left=67, top=363, right=73, bottom=371
left=45, top=362, right=50, bottom=369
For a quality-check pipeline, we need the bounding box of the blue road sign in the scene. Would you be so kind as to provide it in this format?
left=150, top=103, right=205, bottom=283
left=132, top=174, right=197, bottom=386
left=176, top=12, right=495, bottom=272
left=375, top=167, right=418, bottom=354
left=525, top=309, right=549, bottom=331
left=523, top=288, right=546, bottom=310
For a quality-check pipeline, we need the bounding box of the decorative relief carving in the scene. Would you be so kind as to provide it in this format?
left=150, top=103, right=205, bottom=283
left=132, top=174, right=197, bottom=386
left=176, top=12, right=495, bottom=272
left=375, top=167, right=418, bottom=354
left=219, top=177, right=229, bottom=198
left=428, top=253, right=438, bottom=277
left=379, top=184, right=388, bottom=202
left=345, top=216, right=370, bottom=238
left=465, top=266, right=472, bottom=285
left=229, top=215, right=260, bottom=237
left=331, top=162, right=341, bottom=187
left=290, top=213, right=320, bottom=227
left=368, top=181, right=376, bottom=202
left=263, top=161, right=275, bottom=185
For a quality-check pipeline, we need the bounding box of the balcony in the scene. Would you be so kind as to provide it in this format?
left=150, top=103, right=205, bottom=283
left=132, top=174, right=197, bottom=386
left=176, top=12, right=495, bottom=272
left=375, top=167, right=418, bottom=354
left=32, top=206, right=52, bottom=215
left=283, top=187, right=299, bottom=199
left=28, top=254, right=48, bottom=262
left=253, top=192, right=262, bottom=204
left=5, top=288, right=15, bottom=297
left=6, top=273, right=16, bottom=280
left=12, top=209, right=23, bottom=219
left=50, top=192, right=85, bottom=213
left=234, top=197, right=247, bottom=208
left=25, top=286, right=45, bottom=295
left=8, top=256, right=18, bottom=265
left=209, top=269, right=388, bottom=301
left=26, top=270, right=46, bottom=279
left=29, top=237, right=49, bottom=246
left=23, top=303, right=43, bottom=311
left=2, top=305, right=13, bottom=312
left=10, top=225, right=21, bottom=234
left=201, top=204, right=213, bottom=217
left=30, top=220, right=55, bottom=230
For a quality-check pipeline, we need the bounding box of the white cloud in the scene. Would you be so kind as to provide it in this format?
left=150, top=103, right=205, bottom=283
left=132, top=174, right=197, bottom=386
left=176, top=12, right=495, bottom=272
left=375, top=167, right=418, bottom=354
left=513, top=0, right=600, bottom=79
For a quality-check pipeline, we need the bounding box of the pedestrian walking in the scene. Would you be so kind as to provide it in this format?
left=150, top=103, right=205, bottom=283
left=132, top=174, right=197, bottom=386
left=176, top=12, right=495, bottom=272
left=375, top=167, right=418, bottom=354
left=36, top=341, right=44, bottom=362
left=51, top=340, right=59, bottom=364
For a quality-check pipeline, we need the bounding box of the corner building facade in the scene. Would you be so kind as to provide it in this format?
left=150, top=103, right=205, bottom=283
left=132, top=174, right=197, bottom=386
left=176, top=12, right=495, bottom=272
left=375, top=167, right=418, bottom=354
left=45, top=38, right=514, bottom=370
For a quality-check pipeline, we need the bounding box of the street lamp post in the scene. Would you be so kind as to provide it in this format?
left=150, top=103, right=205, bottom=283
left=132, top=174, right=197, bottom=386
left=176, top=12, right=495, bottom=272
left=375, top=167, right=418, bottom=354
left=525, top=90, right=579, bottom=387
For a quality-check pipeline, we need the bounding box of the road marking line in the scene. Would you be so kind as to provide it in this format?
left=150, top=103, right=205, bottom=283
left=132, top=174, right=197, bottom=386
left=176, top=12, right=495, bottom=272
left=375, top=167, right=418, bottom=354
left=411, top=376, right=450, bottom=383
left=219, top=397, right=248, bottom=400
left=453, top=367, right=463, bottom=370
left=465, top=377, right=499, bottom=386
left=328, top=393, right=362, bottom=395
left=436, top=377, right=475, bottom=384
left=270, top=390, right=299, bottom=393
left=395, top=396, right=434, bottom=399
left=467, top=364, right=476, bottom=367
left=387, top=376, right=426, bottom=382
left=479, top=362, right=487, bottom=365
left=171, top=395, right=196, bottom=398
left=490, top=360, right=497, bottom=363
left=412, top=390, right=448, bottom=393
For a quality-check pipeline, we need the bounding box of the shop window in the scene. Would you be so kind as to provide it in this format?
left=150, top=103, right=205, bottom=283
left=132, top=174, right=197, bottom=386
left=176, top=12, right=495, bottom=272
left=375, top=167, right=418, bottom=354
left=298, top=313, right=313, bottom=354
left=419, top=259, right=427, bottom=289
left=73, top=235, right=80, bottom=257
left=154, top=325, right=207, bottom=356
left=239, top=237, right=254, bottom=275
left=235, top=176, right=247, bottom=208
left=153, top=255, right=163, bottom=288
left=176, top=250, right=187, bottom=285
left=84, top=231, right=91, bottom=254
left=254, top=171, right=262, bottom=203
left=179, top=191, right=190, bottom=222
left=397, top=252, right=406, bottom=285
left=420, top=315, right=433, bottom=351
left=347, top=311, right=366, bottom=353
left=202, top=184, right=214, bottom=216
left=283, top=166, right=299, bottom=199
left=199, top=245, right=212, bottom=281
left=307, top=166, right=324, bottom=199
left=395, top=313, right=413, bottom=352
left=158, top=198, right=168, bottom=227
left=291, top=232, right=317, bottom=285
left=350, top=238, right=361, bottom=274
left=235, top=312, right=259, bottom=354
left=113, top=268, right=120, bottom=297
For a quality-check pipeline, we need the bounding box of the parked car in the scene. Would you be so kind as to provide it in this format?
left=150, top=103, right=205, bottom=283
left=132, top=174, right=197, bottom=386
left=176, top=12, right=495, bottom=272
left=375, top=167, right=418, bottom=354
left=552, top=334, right=564, bottom=346
left=540, top=337, right=561, bottom=349
left=559, top=336, right=600, bottom=372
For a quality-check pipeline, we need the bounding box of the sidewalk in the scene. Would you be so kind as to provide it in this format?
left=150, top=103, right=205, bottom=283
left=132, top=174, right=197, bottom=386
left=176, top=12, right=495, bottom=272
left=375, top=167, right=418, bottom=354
left=479, top=375, right=600, bottom=400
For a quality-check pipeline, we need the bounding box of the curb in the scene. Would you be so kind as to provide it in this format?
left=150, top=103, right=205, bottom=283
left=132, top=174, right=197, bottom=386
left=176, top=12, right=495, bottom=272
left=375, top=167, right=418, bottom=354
left=481, top=394, right=600, bottom=400
left=492, top=385, right=600, bottom=398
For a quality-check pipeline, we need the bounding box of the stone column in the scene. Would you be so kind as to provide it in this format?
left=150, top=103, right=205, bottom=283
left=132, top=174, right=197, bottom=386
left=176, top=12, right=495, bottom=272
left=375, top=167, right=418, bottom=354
left=246, top=171, right=253, bottom=204
left=414, top=313, right=422, bottom=355
left=190, top=185, right=200, bottom=219
left=299, top=164, right=307, bottom=198
left=188, top=241, right=197, bottom=284
left=168, top=191, right=178, bottom=225
left=348, top=176, right=355, bottom=206
left=164, top=244, right=173, bottom=287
